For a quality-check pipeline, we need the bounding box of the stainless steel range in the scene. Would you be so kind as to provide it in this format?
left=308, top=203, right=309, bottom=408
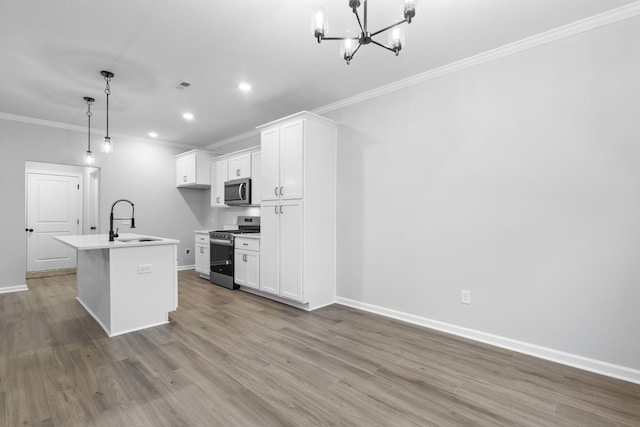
left=209, top=216, right=260, bottom=289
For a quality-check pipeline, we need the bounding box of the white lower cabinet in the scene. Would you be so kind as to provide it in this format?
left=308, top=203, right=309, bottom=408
left=195, top=232, right=210, bottom=276
left=260, top=200, right=303, bottom=302
left=234, top=237, right=260, bottom=289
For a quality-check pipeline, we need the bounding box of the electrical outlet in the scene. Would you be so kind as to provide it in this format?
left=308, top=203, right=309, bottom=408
left=185, top=248, right=191, bottom=255
left=461, top=289, right=471, bottom=305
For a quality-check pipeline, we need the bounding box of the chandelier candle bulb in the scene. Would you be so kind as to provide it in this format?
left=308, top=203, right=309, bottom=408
left=312, top=10, right=327, bottom=42
left=389, top=27, right=404, bottom=55
left=403, top=0, right=416, bottom=23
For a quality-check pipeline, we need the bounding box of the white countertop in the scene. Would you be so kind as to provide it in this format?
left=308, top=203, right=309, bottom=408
left=194, top=230, right=212, bottom=234
left=55, top=233, right=180, bottom=250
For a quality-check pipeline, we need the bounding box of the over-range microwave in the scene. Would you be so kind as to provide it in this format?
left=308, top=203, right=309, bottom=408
left=224, top=178, right=251, bottom=206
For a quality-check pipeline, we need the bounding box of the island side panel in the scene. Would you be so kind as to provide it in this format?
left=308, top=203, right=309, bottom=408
left=76, top=249, right=112, bottom=335
left=109, top=244, right=177, bottom=336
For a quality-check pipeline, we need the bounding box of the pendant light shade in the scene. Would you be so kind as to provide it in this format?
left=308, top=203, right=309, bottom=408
left=84, top=96, right=95, bottom=165
left=101, top=70, right=114, bottom=154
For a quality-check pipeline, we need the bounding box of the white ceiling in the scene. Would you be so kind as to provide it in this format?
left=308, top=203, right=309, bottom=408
left=0, top=0, right=636, bottom=149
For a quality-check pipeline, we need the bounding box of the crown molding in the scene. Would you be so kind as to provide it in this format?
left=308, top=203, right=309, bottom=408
left=0, top=111, right=200, bottom=150
left=314, top=1, right=640, bottom=115
left=205, top=129, right=258, bottom=150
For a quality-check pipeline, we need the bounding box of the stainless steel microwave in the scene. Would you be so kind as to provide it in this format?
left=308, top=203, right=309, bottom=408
left=224, top=178, right=251, bottom=206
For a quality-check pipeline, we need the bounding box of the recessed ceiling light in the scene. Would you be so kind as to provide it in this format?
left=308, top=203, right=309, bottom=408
left=182, top=112, right=194, bottom=121
left=148, top=132, right=158, bottom=138
left=238, top=82, right=252, bottom=92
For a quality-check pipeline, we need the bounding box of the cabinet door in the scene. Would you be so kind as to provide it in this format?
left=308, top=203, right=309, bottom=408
left=260, top=201, right=279, bottom=295
left=212, top=160, right=228, bottom=207
left=234, top=249, right=247, bottom=286
left=279, top=200, right=303, bottom=302
left=236, top=250, right=259, bottom=290
left=228, top=154, right=251, bottom=180
left=245, top=251, right=260, bottom=289
left=280, top=120, right=304, bottom=200
left=261, top=128, right=280, bottom=202
left=251, top=151, right=261, bottom=205
left=176, top=154, right=196, bottom=186
left=195, top=243, right=210, bottom=274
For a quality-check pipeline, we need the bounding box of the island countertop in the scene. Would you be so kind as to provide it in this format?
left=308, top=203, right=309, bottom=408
left=55, top=233, right=180, bottom=250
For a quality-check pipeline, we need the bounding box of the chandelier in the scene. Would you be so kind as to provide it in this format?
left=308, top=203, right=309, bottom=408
left=313, top=0, right=417, bottom=64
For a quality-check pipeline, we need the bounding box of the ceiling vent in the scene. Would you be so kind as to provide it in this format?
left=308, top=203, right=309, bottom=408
left=175, top=81, right=192, bottom=90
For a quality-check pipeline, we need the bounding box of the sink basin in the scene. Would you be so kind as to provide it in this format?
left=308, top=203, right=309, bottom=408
left=116, top=237, right=161, bottom=243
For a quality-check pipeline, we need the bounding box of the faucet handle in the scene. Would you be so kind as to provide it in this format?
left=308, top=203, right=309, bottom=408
left=114, top=227, right=119, bottom=238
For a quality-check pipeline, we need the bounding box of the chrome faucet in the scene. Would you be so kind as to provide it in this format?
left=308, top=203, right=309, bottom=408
left=109, top=199, right=135, bottom=242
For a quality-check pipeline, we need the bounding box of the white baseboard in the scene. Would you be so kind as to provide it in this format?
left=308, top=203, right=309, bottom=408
left=0, top=284, right=29, bottom=294
left=335, top=296, right=640, bottom=385
left=177, top=264, right=195, bottom=271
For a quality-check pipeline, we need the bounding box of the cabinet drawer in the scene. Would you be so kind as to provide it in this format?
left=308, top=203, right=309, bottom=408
left=235, top=238, right=259, bottom=251
left=195, top=233, right=209, bottom=244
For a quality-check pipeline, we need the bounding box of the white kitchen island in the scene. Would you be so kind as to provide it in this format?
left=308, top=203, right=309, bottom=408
left=55, top=233, right=179, bottom=337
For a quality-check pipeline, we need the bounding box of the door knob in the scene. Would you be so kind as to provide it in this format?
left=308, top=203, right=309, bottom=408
left=90, top=226, right=97, bottom=230
left=25, top=228, right=34, bottom=232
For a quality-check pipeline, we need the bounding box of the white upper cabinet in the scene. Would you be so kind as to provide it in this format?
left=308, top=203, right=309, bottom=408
left=261, top=121, right=304, bottom=201
left=251, top=151, right=262, bottom=206
left=211, top=159, right=228, bottom=207
left=175, top=150, right=212, bottom=188
left=227, top=153, right=251, bottom=180
left=261, top=128, right=280, bottom=201
left=280, top=120, right=304, bottom=200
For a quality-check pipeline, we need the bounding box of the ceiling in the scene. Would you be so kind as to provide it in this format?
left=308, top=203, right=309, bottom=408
left=0, top=0, right=636, bottom=149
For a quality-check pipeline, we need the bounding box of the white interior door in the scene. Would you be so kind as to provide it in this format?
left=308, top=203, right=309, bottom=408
left=27, top=173, right=81, bottom=272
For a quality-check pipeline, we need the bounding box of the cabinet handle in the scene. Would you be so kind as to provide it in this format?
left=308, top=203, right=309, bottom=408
left=216, top=196, right=220, bottom=203
left=236, top=169, right=240, bottom=176
left=274, top=186, right=278, bottom=196
left=274, top=205, right=278, bottom=215
left=183, top=175, right=187, bottom=182
left=280, top=205, right=283, bottom=214
left=242, top=243, right=248, bottom=246
left=280, top=186, right=283, bottom=196
left=244, top=254, right=248, bottom=262
left=200, top=247, right=204, bottom=254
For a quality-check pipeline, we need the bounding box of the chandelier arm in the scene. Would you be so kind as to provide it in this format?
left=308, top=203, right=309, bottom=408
left=322, top=36, right=359, bottom=41
left=370, top=18, right=408, bottom=37
left=354, top=10, right=365, bottom=34
left=350, top=42, right=363, bottom=59
left=371, top=39, right=396, bottom=53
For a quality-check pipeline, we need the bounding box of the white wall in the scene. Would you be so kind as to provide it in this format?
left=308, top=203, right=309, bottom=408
left=324, top=16, right=640, bottom=372
left=0, top=119, right=208, bottom=290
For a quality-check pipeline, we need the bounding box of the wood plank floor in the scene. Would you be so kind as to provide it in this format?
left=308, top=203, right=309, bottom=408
left=1, top=270, right=639, bottom=426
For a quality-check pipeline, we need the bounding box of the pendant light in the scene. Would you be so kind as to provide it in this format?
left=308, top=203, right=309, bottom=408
left=101, top=70, right=114, bottom=153
left=84, top=97, right=95, bottom=165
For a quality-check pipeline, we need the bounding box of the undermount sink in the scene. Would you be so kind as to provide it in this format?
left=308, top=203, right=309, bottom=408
left=116, top=237, right=161, bottom=243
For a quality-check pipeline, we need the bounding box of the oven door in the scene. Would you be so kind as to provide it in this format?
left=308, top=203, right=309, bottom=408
left=224, top=178, right=251, bottom=205
left=209, top=239, right=238, bottom=289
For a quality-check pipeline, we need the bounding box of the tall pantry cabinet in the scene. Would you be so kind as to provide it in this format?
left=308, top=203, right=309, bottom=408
left=257, top=111, right=337, bottom=310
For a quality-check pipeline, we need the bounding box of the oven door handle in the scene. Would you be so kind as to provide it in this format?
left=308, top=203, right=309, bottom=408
left=210, top=238, right=233, bottom=246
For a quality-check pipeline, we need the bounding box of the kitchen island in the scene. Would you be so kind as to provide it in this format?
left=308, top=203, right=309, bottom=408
left=55, top=233, right=179, bottom=337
